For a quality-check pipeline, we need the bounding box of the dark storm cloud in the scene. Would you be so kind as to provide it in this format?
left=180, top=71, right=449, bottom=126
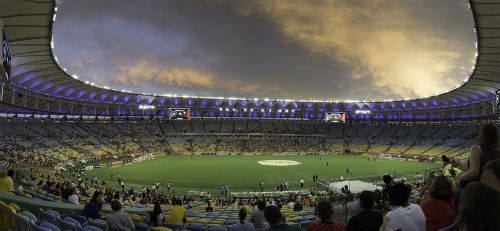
left=53, top=0, right=475, bottom=101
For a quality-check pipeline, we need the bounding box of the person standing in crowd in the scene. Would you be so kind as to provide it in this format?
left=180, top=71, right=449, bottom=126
left=457, top=124, right=500, bottom=187
left=481, top=159, right=500, bottom=192
left=265, top=205, right=301, bottom=231
left=231, top=207, right=255, bottom=231
left=382, top=183, right=425, bottom=231
left=421, top=176, right=455, bottom=231
left=150, top=201, right=165, bottom=227
left=307, top=200, right=345, bottom=231
left=106, top=199, right=135, bottom=231
left=460, top=182, right=500, bottom=231
left=250, top=200, right=266, bottom=229
left=347, top=191, right=383, bottom=231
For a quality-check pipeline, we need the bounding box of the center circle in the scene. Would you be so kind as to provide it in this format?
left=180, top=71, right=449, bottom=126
left=257, top=160, right=302, bottom=166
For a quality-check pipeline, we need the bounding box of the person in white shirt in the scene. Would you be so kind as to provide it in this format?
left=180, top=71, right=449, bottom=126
left=68, top=189, right=80, bottom=204
left=383, top=183, right=425, bottom=231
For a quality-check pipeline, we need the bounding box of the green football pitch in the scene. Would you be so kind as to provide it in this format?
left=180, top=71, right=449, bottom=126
left=87, top=155, right=438, bottom=194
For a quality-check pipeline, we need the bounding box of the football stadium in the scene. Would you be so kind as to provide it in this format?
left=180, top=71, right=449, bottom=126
left=0, top=0, right=499, bottom=231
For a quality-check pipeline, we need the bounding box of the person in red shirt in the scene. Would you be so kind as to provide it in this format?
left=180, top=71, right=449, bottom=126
left=421, top=176, right=456, bottom=231
left=307, top=200, right=346, bottom=231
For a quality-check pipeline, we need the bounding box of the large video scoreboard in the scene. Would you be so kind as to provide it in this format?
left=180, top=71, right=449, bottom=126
left=324, top=112, right=346, bottom=123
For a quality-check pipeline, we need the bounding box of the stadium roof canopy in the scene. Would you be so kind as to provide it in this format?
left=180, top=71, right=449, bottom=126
left=0, top=0, right=499, bottom=120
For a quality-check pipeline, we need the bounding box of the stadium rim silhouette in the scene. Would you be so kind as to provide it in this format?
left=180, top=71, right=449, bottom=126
left=0, top=0, right=499, bottom=121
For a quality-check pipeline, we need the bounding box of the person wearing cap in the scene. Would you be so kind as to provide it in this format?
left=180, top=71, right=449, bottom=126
left=106, top=199, right=135, bottom=231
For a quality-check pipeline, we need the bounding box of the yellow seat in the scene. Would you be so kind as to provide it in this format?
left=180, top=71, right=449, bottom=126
left=0, top=201, right=15, bottom=230
left=129, top=214, right=144, bottom=223
left=151, top=227, right=172, bottom=231
left=209, top=220, right=224, bottom=225
left=287, top=222, right=297, bottom=225
left=8, top=203, right=20, bottom=213
left=193, top=219, right=208, bottom=225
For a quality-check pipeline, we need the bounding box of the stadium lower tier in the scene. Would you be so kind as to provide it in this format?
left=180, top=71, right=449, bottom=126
left=0, top=118, right=482, bottom=170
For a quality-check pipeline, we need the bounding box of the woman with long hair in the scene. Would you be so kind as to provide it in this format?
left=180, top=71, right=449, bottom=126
left=458, top=124, right=500, bottom=187
left=150, top=201, right=164, bottom=226
left=81, top=190, right=105, bottom=219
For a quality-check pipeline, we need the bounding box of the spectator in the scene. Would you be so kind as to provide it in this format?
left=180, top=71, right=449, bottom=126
left=347, top=191, right=383, bottom=231
left=460, top=182, right=500, bottom=231
left=382, top=183, right=425, bottom=231
left=481, top=159, right=500, bottom=192
left=81, top=190, right=105, bottom=220
left=307, top=200, right=345, bottom=231
left=458, top=124, right=500, bottom=187
left=264, top=205, right=300, bottom=231
left=106, top=199, right=135, bottom=231
left=168, top=199, right=187, bottom=225
left=0, top=170, right=14, bottom=193
left=68, top=188, right=80, bottom=205
left=205, top=201, right=214, bottom=212
left=250, top=200, right=266, bottom=229
left=150, top=201, right=165, bottom=227
left=421, top=176, right=455, bottom=231
left=231, top=207, right=255, bottom=231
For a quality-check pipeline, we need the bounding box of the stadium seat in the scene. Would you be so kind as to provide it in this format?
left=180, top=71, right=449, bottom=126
left=163, top=223, right=182, bottom=231
left=57, top=216, right=77, bottom=231
left=21, top=210, right=38, bottom=222
left=130, top=213, right=145, bottom=223
left=39, top=209, right=57, bottom=222
left=86, top=219, right=107, bottom=231
left=152, top=227, right=172, bottom=231
left=83, top=225, right=102, bottom=231
left=69, top=214, right=87, bottom=225
left=0, top=200, right=16, bottom=230
left=41, top=221, right=62, bottom=231
left=13, top=212, right=30, bottom=231
left=208, top=226, right=228, bottom=231
left=30, top=220, right=52, bottom=231
left=8, top=203, right=21, bottom=213
left=134, top=222, right=150, bottom=231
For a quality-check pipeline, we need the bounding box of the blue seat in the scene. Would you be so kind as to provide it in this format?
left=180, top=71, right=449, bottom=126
left=135, top=222, right=150, bottom=231
left=70, top=214, right=87, bottom=225
left=58, top=216, right=77, bottom=231
left=86, top=219, right=107, bottom=231
left=22, top=210, right=38, bottom=222
left=163, top=223, right=183, bottom=231
left=187, top=226, right=206, bottom=231
left=83, top=225, right=103, bottom=231
left=40, top=221, right=62, bottom=231
left=30, top=220, right=52, bottom=231
left=39, top=209, right=57, bottom=222
left=47, top=209, right=61, bottom=217
left=208, top=227, right=227, bottom=231
left=14, top=213, right=30, bottom=231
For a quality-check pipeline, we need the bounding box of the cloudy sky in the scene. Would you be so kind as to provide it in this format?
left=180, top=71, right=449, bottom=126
left=53, top=0, right=476, bottom=101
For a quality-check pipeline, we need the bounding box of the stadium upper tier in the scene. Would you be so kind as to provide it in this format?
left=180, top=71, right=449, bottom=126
left=0, top=0, right=499, bottom=120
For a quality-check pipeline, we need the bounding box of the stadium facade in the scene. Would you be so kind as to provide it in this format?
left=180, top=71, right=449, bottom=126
left=0, top=0, right=499, bottom=122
